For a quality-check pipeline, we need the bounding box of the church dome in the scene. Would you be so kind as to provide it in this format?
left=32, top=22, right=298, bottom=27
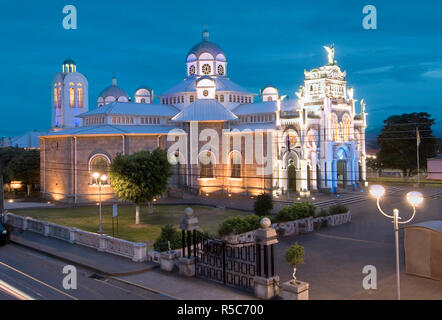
left=63, top=58, right=76, bottom=65
left=62, top=58, right=77, bottom=73
left=97, top=77, right=130, bottom=106
left=187, top=30, right=224, bottom=58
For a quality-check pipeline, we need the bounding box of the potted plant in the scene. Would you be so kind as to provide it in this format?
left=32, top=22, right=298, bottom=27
left=285, top=242, right=305, bottom=283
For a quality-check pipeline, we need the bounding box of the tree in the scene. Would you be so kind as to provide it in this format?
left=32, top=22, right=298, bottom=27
left=377, top=112, right=438, bottom=177
left=6, top=149, right=40, bottom=196
left=109, top=148, right=172, bottom=224
left=253, top=193, right=273, bottom=217
left=0, top=147, right=25, bottom=183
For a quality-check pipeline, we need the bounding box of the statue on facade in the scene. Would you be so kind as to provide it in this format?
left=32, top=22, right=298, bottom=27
left=323, top=45, right=336, bottom=65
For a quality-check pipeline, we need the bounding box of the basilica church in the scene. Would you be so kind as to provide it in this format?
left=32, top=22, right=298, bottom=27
left=40, top=30, right=367, bottom=203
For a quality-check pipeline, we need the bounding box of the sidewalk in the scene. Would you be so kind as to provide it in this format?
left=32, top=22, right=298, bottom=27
left=10, top=231, right=157, bottom=276
left=115, top=271, right=256, bottom=300
left=10, top=230, right=256, bottom=300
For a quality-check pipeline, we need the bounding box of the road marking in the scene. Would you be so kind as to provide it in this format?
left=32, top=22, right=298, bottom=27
left=0, top=261, right=79, bottom=300
left=112, top=276, right=180, bottom=300
left=0, top=279, right=35, bottom=300
left=315, top=233, right=387, bottom=245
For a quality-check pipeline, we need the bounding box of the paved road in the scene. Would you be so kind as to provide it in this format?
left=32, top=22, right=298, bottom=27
left=274, top=186, right=442, bottom=300
left=0, top=244, right=172, bottom=300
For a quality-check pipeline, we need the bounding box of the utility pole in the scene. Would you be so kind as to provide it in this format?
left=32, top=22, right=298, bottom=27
left=0, top=160, right=4, bottom=223
left=416, top=127, right=420, bottom=185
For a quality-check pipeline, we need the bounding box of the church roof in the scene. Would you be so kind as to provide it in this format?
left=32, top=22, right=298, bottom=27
left=232, top=98, right=299, bottom=115
left=77, top=102, right=179, bottom=117
left=40, top=125, right=178, bottom=137
left=63, top=58, right=76, bottom=65
left=161, top=77, right=254, bottom=95
left=99, top=85, right=129, bottom=100
left=233, top=101, right=278, bottom=115
left=1, top=130, right=47, bottom=149
left=171, top=99, right=239, bottom=122
left=188, top=39, right=224, bottom=58
left=230, top=122, right=278, bottom=131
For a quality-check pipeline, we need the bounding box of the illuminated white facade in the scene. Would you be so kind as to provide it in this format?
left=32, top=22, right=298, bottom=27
left=42, top=32, right=367, bottom=203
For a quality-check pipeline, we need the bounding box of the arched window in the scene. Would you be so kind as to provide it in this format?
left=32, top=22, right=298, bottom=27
left=342, top=114, right=351, bottom=141
left=77, top=85, right=83, bottom=108
left=89, top=154, right=110, bottom=184
left=199, top=151, right=214, bottom=178
left=230, top=152, right=241, bottom=178
left=54, top=87, right=58, bottom=108
left=69, top=87, right=75, bottom=108
left=267, top=96, right=273, bottom=101
left=330, top=113, right=339, bottom=141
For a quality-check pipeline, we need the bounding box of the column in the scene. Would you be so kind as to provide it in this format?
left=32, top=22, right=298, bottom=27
left=178, top=207, right=199, bottom=277
left=254, top=218, right=279, bottom=300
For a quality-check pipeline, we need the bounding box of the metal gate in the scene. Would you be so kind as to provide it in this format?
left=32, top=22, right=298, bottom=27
left=194, top=231, right=257, bottom=292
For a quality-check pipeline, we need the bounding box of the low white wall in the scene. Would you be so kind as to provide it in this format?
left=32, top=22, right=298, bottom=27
left=223, top=212, right=352, bottom=244
left=4, top=212, right=147, bottom=262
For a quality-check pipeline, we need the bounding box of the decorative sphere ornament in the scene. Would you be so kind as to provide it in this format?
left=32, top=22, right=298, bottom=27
left=184, top=207, right=194, bottom=217
left=260, top=217, right=271, bottom=229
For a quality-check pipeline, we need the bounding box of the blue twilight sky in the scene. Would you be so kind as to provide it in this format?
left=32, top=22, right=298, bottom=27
left=0, top=0, right=441, bottom=137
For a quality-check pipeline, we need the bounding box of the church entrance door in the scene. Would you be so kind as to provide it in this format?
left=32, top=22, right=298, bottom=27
left=337, top=160, right=346, bottom=188
left=288, top=165, right=297, bottom=192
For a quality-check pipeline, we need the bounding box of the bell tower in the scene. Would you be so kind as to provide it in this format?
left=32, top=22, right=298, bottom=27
left=51, top=58, right=89, bottom=130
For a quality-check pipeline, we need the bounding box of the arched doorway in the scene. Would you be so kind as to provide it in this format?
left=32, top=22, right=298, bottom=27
left=316, top=165, right=321, bottom=189
left=337, top=160, right=346, bottom=187
left=288, top=160, right=297, bottom=192
left=336, top=148, right=348, bottom=188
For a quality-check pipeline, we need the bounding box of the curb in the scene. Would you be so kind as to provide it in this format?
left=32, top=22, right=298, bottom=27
left=10, top=237, right=159, bottom=277
left=111, top=276, right=181, bottom=300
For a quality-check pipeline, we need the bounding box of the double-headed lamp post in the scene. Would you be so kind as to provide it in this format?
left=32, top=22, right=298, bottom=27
left=369, top=185, right=424, bottom=300
left=92, top=172, right=108, bottom=233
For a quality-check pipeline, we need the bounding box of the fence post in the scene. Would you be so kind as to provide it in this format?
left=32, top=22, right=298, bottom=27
left=254, top=217, right=279, bottom=300
left=44, top=222, right=50, bottom=237
left=98, top=235, right=107, bottom=252
left=133, top=243, right=147, bottom=262
left=69, top=228, right=77, bottom=244
left=178, top=208, right=198, bottom=277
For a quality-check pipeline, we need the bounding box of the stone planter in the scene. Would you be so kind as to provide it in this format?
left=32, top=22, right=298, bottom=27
left=281, top=280, right=309, bottom=300
left=179, top=256, right=196, bottom=277
left=160, top=251, right=178, bottom=272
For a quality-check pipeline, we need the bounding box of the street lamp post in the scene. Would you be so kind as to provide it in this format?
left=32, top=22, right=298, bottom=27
left=92, top=172, right=108, bottom=234
left=369, top=185, right=423, bottom=300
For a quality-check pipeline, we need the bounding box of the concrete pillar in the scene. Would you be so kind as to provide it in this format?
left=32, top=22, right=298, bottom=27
left=332, top=160, right=338, bottom=189
left=178, top=208, right=199, bottom=277
left=254, top=218, right=279, bottom=300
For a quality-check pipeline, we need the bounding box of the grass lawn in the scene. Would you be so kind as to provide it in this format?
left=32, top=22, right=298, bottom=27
left=11, top=204, right=250, bottom=247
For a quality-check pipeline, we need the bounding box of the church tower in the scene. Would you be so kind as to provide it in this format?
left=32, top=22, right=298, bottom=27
left=51, top=59, right=89, bottom=129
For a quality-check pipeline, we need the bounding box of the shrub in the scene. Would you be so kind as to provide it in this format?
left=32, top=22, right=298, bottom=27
left=328, top=204, right=349, bottom=215
left=285, top=242, right=305, bottom=267
left=253, top=193, right=273, bottom=217
left=243, top=215, right=262, bottom=230
left=317, top=208, right=330, bottom=217
left=276, top=202, right=316, bottom=222
left=153, top=224, right=182, bottom=252
left=218, top=215, right=262, bottom=236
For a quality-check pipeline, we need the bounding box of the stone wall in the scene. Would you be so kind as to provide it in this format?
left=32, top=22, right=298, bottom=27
left=4, top=212, right=147, bottom=262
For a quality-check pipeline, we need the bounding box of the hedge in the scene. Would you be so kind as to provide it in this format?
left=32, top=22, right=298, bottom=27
left=276, top=202, right=316, bottom=222
left=218, top=215, right=262, bottom=236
